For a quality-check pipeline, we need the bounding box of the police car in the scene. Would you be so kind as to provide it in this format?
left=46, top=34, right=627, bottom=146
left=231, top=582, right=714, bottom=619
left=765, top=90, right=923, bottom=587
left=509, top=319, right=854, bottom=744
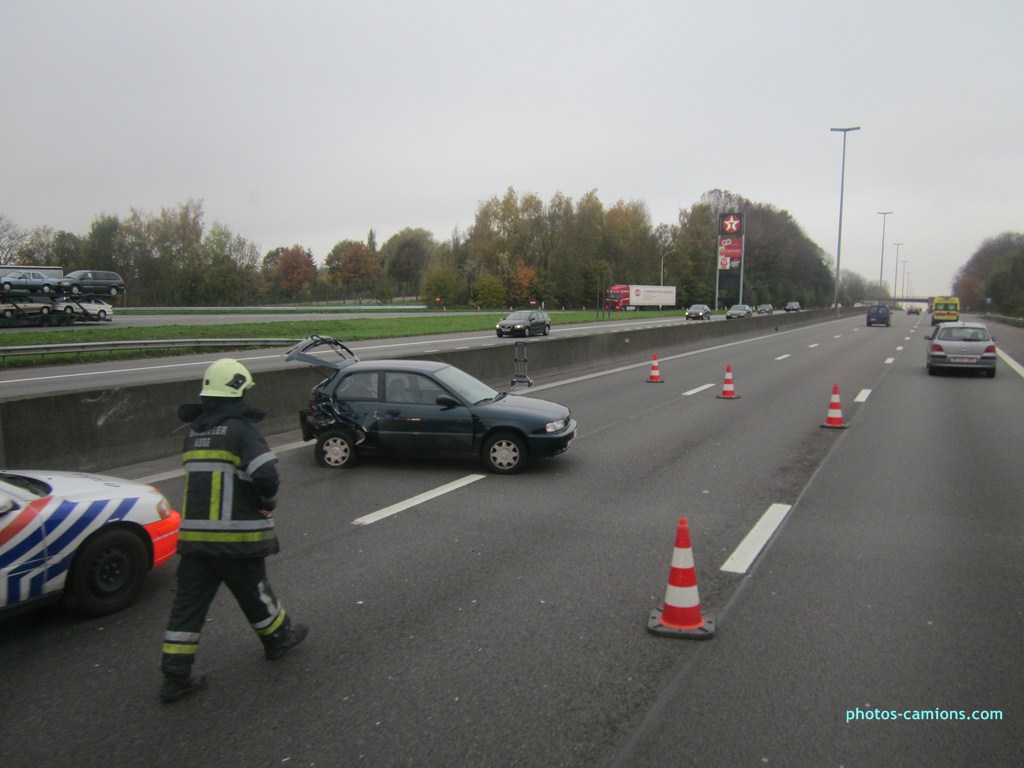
left=0, top=470, right=180, bottom=618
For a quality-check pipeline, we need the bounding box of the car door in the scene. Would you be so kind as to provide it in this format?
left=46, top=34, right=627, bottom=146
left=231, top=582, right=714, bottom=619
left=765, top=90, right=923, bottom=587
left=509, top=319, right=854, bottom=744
left=377, top=372, right=475, bottom=456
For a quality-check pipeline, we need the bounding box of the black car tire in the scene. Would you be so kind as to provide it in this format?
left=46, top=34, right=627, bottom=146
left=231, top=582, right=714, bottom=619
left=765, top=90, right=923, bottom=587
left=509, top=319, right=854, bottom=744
left=315, top=429, right=359, bottom=468
left=40, top=306, right=50, bottom=315
left=108, top=286, right=118, bottom=296
left=482, top=432, right=527, bottom=474
left=543, top=324, right=550, bottom=335
left=70, top=285, right=82, bottom=295
left=524, top=327, right=531, bottom=337
left=987, top=368, right=996, bottom=379
left=1, top=283, right=11, bottom=292
left=496, top=330, right=503, bottom=337
left=63, top=305, right=75, bottom=315
left=67, top=527, right=148, bottom=616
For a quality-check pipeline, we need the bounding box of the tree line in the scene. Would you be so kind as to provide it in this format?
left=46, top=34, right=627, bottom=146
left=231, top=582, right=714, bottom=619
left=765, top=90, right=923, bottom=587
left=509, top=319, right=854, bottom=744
left=952, top=232, right=1024, bottom=316
left=4, top=190, right=1016, bottom=312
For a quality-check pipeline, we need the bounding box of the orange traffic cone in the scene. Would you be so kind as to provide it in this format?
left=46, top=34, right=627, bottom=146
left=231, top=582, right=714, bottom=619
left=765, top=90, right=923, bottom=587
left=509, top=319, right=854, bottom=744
left=648, top=517, right=715, bottom=639
left=820, top=383, right=848, bottom=429
left=716, top=364, right=740, bottom=399
left=646, top=354, right=664, bottom=383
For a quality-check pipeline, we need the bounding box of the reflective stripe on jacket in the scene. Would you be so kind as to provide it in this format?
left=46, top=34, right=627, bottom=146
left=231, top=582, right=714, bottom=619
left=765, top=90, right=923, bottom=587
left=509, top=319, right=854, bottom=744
left=177, top=402, right=280, bottom=557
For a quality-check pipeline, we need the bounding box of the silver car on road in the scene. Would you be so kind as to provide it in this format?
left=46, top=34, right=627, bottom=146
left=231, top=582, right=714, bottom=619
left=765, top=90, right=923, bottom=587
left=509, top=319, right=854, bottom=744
left=925, top=321, right=997, bottom=377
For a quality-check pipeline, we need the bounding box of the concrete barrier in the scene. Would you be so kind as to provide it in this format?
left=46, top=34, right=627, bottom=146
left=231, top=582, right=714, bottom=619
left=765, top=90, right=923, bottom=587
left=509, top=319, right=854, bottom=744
left=0, top=310, right=839, bottom=472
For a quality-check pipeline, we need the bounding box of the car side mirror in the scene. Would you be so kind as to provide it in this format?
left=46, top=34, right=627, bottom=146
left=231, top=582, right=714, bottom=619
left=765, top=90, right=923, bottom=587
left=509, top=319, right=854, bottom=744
left=0, top=494, right=18, bottom=515
left=436, top=395, right=460, bottom=409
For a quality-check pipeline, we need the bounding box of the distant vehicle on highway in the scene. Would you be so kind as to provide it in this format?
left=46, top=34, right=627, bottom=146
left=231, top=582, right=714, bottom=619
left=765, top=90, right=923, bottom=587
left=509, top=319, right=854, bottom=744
left=0, top=469, right=179, bottom=618
left=925, top=322, right=997, bottom=377
left=906, top=305, right=921, bottom=315
left=784, top=301, right=801, bottom=312
left=285, top=335, right=578, bottom=474
left=1, top=270, right=58, bottom=294
left=756, top=304, right=774, bottom=315
left=685, top=304, right=712, bottom=320
left=866, top=304, right=891, bottom=327
left=726, top=304, right=752, bottom=319
left=495, top=310, right=550, bottom=337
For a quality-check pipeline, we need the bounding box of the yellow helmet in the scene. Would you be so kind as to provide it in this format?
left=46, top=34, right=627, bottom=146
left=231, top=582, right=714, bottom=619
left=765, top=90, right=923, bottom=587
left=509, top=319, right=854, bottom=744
left=200, top=358, right=255, bottom=398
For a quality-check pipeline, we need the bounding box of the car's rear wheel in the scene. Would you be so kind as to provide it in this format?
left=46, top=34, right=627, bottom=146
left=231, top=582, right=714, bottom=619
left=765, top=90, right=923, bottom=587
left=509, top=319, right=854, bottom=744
left=67, top=528, right=148, bottom=616
left=482, top=432, right=527, bottom=474
left=543, top=324, right=550, bottom=335
left=108, top=286, right=118, bottom=296
left=315, top=430, right=359, bottom=468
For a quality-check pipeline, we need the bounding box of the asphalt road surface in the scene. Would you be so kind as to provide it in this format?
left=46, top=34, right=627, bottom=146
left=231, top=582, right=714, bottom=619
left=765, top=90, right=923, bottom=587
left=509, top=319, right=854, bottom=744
left=3, top=313, right=1022, bottom=767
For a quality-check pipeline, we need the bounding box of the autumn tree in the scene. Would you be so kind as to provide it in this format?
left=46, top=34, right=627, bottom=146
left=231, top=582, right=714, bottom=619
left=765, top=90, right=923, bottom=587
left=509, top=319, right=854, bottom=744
left=272, top=245, right=317, bottom=300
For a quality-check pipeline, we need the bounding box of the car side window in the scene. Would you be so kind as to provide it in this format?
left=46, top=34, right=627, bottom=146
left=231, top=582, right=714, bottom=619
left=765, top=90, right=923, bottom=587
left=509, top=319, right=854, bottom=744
left=334, top=371, right=378, bottom=400
left=386, top=372, right=446, bottom=405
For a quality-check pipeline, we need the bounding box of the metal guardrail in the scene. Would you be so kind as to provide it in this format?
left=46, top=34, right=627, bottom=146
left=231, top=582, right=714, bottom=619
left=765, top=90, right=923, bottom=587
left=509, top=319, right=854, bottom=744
left=0, top=338, right=301, bottom=362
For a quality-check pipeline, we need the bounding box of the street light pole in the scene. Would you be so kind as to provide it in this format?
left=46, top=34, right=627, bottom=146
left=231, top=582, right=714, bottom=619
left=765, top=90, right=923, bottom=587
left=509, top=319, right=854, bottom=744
left=877, top=211, right=892, bottom=296
left=901, top=261, right=909, bottom=308
left=831, top=126, right=860, bottom=311
left=660, top=248, right=676, bottom=286
left=892, top=242, right=903, bottom=303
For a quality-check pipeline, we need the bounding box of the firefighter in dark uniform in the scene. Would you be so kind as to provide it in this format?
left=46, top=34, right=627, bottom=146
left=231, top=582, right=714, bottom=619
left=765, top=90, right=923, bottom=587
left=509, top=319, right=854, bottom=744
left=159, top=358, right=308, bottom=702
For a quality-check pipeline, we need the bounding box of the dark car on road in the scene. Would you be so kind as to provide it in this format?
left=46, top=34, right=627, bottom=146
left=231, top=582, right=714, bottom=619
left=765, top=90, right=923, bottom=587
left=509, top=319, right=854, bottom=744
left=495, top=310, right=551, bottom=337
left=57, top=270, right=126, bottom=296
left=726, top=304, right=752, bottom=319
left=756, top=303, right=774, bottom=315
left=784, top=301, right=801, bottom=312
left=685, top=304, right=712, bottom=320
left=866, top=304, right=891, bottom=327
left=284, top=336, right=577, bottom=474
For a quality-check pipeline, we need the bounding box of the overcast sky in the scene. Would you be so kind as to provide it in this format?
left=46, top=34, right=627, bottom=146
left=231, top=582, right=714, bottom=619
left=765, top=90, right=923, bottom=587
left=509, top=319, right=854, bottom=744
left=2, top=1, right=1021, bottom=297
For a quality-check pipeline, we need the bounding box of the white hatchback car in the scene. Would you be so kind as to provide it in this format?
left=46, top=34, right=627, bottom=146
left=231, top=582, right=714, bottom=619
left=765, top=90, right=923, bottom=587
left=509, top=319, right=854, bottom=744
left=925, top=322, right=997, bottom=378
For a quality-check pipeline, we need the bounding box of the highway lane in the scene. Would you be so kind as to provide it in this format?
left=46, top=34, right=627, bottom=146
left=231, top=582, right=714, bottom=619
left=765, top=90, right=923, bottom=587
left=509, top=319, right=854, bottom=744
left=2, top=313, right=1022, bottom=766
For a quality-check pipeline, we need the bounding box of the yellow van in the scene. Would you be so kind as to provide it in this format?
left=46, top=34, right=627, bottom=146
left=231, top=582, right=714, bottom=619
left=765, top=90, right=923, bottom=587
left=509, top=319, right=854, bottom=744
left=931, top=296, right=960, bottom=325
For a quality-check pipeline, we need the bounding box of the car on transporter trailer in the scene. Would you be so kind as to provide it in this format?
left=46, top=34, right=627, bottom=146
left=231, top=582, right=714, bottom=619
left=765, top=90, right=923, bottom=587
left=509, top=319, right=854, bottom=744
left=284, top=335, right=577, bottom=474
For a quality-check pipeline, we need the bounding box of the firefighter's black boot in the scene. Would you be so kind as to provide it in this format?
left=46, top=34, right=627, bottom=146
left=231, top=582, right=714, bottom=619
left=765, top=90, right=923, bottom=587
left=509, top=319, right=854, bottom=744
left=264, top=621, right=309, bottom=660
left=160, top=673, right=207, bottom=703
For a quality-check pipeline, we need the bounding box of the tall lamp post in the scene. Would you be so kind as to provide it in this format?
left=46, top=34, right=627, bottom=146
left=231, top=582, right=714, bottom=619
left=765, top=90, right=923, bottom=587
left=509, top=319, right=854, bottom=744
left=892, top=242, right=903, bottom=304
left=831, top=126, right=861, bottom=311
left=877, top=211, right=893, bottom=296
left=660, top=248, right=676, bottom=286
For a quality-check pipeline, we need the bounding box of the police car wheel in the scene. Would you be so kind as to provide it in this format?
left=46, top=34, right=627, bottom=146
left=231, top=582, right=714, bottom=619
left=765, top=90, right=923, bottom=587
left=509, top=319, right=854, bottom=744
left=67, top=528, right=148, bottom=616
left=315, top=430, right=359, bottom=468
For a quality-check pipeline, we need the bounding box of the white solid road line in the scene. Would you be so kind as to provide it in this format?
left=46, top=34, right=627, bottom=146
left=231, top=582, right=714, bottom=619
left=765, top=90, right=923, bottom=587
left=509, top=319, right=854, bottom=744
left=720, top=503, right=793, bottom=574
left=352, top=474, right=487, bottom=526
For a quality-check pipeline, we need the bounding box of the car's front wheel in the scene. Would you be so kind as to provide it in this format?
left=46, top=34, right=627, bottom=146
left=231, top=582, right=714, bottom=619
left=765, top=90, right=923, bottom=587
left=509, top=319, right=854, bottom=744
left=482, top=432, right=527, bottom=474
left=67, top=528, right=149, bottom=616
left=315, top=430, right=359, bottom=468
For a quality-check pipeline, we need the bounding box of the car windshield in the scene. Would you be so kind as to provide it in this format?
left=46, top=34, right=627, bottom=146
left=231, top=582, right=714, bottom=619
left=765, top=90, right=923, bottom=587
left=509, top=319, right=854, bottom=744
left=504, top=312, right=531, bottom=321
left=434, top=365, right=501, bottom=404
